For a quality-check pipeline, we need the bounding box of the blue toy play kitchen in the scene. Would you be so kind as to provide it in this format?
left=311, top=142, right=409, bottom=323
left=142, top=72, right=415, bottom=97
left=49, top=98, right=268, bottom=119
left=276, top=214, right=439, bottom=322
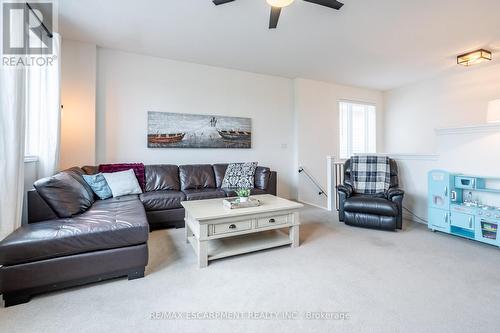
left=428, top=170, right=500, bottom=247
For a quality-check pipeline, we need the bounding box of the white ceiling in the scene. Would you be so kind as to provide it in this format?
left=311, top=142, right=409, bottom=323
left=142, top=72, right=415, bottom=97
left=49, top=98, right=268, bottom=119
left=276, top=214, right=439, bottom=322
left=58, top=0, right=500, bottom=91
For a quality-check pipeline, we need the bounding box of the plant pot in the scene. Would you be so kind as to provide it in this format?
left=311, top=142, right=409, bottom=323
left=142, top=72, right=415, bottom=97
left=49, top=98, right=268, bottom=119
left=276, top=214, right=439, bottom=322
left=239, top=197, right=249, bottom=203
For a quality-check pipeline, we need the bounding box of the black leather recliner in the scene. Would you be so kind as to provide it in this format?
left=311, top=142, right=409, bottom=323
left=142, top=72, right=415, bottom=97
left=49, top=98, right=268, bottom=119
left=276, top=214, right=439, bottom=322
left=337, top=158, right=404, bottom=231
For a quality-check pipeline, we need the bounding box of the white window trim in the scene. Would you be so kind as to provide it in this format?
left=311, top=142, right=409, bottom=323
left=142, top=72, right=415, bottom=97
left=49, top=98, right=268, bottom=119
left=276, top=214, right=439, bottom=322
left=338, top=99, right=377, bottom=107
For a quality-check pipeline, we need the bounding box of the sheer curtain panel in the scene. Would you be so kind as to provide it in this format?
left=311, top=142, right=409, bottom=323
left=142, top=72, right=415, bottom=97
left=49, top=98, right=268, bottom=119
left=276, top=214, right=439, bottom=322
left=0, top=67, right=26, bottom=239
left=26, top=33, right=62, bottom=178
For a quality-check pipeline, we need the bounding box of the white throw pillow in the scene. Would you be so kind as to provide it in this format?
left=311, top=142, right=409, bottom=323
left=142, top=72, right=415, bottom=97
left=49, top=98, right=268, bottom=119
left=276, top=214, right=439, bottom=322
left=102, top=169, right=142, bottom=197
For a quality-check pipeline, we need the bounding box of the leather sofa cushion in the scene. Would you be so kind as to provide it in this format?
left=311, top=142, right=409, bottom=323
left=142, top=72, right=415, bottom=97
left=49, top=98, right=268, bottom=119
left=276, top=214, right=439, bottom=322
left=213, top=164, right=229, bottom=188
left=64, top=166, right=86, bottom=176
left=140, top=190, right=185, bottom=211
left=81, top=165, right=99, bottom=175
left=179, top=165, right=216, bottom=190
left=34, top=171, right=95, bottom=218
left=254, top=166, right=270, bottom=190
left=183, top=188, right=226, bottom=201
left=64, top=167, right=97, bottom=200
left=344, top=196, right=399, bottom=217
left=0, top=196, right=148, bottom=266
left=222, top=188, right=267, bottom=197
left=145, top=165, right=180, bottom=191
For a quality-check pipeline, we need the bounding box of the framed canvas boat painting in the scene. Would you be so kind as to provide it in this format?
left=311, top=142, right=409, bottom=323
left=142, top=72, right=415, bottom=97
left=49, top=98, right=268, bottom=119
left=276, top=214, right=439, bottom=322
left=147, top=111, right=252, bottom=148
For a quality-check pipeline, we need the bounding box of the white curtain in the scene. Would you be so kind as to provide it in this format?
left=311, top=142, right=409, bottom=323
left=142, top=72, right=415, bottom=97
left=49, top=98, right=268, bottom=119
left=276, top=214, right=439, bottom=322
left=0, top=67, right=26, bottom=240
left=0, top=32, right=61, bottom=239
left=26, top=33, right=62, bottom=178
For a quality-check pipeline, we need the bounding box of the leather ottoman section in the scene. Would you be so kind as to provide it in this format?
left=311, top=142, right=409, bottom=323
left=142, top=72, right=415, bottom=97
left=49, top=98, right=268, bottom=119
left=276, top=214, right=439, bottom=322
left=343, top=196, right=399, bottom=217
left=183, top=188, right=226, bottom=201
left=146, top=208, right=185, bottom=229
left=139, top=190, right=186, bottom=211
left=344, top=211, right=397, bottom=231
left=0, top=243, right=148, bottom=295
left=221, top=188, right=267, bottom=197
left=0, top=197, right=149, bottom=266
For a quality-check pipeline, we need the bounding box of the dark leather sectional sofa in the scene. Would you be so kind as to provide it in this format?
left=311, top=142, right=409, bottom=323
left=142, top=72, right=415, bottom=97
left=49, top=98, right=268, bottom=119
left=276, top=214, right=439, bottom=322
left=0, top=163, right=277, bottom=307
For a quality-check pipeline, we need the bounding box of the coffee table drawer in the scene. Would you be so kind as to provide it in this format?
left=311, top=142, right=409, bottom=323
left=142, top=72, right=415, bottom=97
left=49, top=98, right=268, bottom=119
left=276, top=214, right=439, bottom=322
left=257, top=215, right=288, bottom=228
left=212, top=220, right=252, bottom=235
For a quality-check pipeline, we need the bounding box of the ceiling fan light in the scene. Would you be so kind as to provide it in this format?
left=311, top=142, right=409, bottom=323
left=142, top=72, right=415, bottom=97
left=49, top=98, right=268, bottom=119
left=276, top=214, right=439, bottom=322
left=266, top=0, right=295, bottom=8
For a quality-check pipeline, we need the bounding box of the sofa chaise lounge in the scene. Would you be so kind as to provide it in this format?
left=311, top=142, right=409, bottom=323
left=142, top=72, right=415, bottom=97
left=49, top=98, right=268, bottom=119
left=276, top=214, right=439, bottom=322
left=0, top=163, right=277, bottom=306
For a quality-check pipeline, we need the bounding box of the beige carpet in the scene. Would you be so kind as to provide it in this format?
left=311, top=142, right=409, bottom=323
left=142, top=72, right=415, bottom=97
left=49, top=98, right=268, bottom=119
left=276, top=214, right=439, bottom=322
left=2, top=205, right=500, bottom=333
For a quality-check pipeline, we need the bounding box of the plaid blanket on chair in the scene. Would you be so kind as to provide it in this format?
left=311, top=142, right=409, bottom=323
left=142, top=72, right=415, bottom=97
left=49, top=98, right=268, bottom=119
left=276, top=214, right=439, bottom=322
left=351, top=155, right=391, bottom=195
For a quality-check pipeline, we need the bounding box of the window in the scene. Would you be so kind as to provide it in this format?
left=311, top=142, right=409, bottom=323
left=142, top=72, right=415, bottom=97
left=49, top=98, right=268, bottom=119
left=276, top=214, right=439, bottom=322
left=339, top=101, right=376, bottom=159
left=25, top=66, right=42, bottom=158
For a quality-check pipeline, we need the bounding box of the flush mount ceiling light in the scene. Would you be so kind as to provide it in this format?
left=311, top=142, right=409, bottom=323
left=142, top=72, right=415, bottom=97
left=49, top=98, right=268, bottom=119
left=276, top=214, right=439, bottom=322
left=457, top=49, right=492, bottom=66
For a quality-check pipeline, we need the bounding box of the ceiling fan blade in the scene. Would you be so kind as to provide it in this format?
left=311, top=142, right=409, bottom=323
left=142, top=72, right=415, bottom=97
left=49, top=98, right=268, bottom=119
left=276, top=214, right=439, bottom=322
left=212, top=0, right=235, bottom=5
left=269, top=7, right=281, bottom=29
left=302, top=0, right=344, bottom=10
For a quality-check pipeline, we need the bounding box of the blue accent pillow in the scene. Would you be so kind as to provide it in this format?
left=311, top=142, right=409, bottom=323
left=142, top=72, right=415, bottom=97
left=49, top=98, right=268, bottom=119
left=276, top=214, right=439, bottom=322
left=82, top=173, right=113, bottom=200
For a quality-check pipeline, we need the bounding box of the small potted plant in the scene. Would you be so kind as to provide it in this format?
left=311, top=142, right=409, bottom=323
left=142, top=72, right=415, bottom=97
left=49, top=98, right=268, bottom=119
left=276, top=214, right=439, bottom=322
left=235, top=188, right=251, bottom=202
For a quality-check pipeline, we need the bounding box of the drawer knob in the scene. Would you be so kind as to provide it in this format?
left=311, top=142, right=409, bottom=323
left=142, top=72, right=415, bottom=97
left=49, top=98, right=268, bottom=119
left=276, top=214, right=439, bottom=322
left=269, top=218, right=276, bottom=223
left=229, top=224, right=237, bottom=229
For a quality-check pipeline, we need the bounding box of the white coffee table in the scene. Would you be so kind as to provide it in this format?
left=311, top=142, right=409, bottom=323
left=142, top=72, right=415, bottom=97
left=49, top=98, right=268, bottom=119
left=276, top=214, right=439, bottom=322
left=181, top=194, right=303, bottom=268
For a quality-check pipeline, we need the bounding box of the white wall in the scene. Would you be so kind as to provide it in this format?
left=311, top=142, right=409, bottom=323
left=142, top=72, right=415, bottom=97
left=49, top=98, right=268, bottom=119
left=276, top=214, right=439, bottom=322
left=60, top=39, right=97, bottom=169
left=385, top=63, right=500, bottom=153
left=59, top=42, right=384, bottom=203
left=384, top=63, right=500, bottom=221
left=294, top=78, right=384, bottom=208
left=96, top=48, right=295, bottom=198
